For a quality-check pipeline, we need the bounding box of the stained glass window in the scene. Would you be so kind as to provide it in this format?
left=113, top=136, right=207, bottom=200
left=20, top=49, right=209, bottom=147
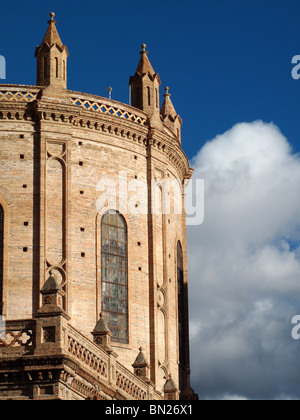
left=0, top=205, right=3, bottom=315
left=101, top=211, right=128, bottom=344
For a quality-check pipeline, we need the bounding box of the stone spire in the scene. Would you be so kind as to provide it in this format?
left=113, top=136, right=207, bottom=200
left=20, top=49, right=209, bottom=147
left=160, top=87, right=182, bottom=144
left=92, top=313, right=116, bottom=355
left=35, top=12, right=69, bottom=91
left=160, top=87, right=177, bottom=119
left=132, top=347, right=151, bottom=383
left=164, top=374, right=179, bottom=400
left=135, top=44, right=156, bottom=78
left=40, top=12, right=64, bottom=49
left=36, top=270, right=66, bottom=316
left=129, top=44, right=162, bottom=128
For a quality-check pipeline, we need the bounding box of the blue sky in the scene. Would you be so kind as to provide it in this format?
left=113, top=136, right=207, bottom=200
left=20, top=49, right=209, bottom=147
left=2, top=0, right=300, bottom=400
left=2, top=0, right=300, bottom=159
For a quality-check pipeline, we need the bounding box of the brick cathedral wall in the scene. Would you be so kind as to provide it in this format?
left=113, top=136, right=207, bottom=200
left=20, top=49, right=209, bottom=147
left=0, top=100, right=190, bottom=394
left=0, top=121, right=37, bottom=320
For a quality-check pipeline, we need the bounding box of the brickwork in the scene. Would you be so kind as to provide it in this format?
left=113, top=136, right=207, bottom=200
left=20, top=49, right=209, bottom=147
left=0, top=13, right=197, bottom=400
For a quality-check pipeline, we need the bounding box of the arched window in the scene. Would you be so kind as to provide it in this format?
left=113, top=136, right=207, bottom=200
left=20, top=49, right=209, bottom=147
left=44, top=57, right=47, bottom=78
left=63, top=60, right=66, bottom=81
left=0, top=205, right=3, bottom=315
left=55, top=57, right=59, bottom=78
left=101, top=211, right=128, bottom=343
left=177, top=241, right=185, bottom=368
left=147, top=87, right=151, bottom=106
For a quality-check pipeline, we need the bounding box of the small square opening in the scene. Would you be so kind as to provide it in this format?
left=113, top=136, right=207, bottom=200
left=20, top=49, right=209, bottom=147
left=43, top=326, right=56, bottom=343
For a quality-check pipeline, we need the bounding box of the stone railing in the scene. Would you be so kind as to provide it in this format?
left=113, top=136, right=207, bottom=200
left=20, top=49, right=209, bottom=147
left=0, top=318, right=163, bottom=400
left=66, top=324, right=162, bottom=400
left=0, top=85, right=148, bottom=128
left=0, top=85, right=39, bottom=103
left=116, top=362, right=148, bottom=400
left=68, top=91, right=148, bottom=126
left=0, top=319, right=35, bottom=349
left=67, top=324, right=109, bottom=381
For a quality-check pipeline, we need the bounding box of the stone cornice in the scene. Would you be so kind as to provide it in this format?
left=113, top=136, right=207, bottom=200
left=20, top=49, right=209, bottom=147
left=0, top=84, right=193, bottom=180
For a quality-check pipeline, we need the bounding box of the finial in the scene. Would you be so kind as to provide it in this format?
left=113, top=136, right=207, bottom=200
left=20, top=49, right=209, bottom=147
left=164, top=86, right=171, bottom=97
left=100, top=312, right=104, bottom=319
left=107, top=86, right=112, bottom=100
left=48, top=12, right=56, bottom=24
left=141, top=44, right=147, bottom=52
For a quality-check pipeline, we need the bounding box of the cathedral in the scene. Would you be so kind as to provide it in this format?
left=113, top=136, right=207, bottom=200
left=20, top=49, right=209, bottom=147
left=0, top=13, right=197, bottom=400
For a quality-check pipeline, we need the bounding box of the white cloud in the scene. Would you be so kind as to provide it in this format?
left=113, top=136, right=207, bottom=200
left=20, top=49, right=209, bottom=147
left=220, top=394, right=248, bottom=401
left=187, top=121, right=300, bottom=400
left=189, top=320, right=203, bottom=340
